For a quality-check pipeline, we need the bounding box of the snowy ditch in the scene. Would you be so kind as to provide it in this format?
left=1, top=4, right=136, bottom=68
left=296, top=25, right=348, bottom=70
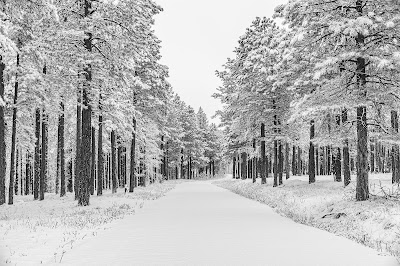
left=0, top=180, right=180, bottom=265
left=214, top=174, right=400, bottom=260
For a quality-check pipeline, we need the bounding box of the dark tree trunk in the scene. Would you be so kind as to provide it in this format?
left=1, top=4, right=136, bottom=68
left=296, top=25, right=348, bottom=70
left=278, top=142, right=283, bottom=185
left=34, top=109, right=41, bottom=200
left=97, top=104, right=103, bottom=196
left=309, top=120, right=316, bottom=184
left=129, top=118, right=136, bottom=192
left=25, top=152, right=30, bottom=195
left=117, top=144, right=122, bottom=187
left=212, top=160, right=215, bottom=176
left=355, top=2, right=369, bottom=200
left=241, top=153, right=247, bottom=180
left=111, top=130, right=117, bottom=193
left=8, top=54, right=19, bottom=205
left=75, top=90, right=81, bottom=200
left=370, top=142, right=375, bottom=173
left=15, top=148, right=19, bottom=195
left=0, top=57, right=5, bottom=205
left=233, top=156, right=236, bottom=179
left=335, top=149, right=342, bottom=182
left=67, top=159, right=73, bottom=193
left=261, top=123, right=266, bottom=184
left=78, top=88, right=91, bottom=205
left=76, top=0, right=92, bottom=206
left=292, top=145, right=296, bottom=176
left=356, top=105, right=369, bottom=200
left=315, top=145, right=319, bottom=176
left=335, top=115, right=342, bottom=182
left=165, top=141, right=169, bottom=180
left=342, top=109, right=351, bottom=187
left=40, top=111, right=48, bottom=201
left=285, top=142, right=290, bottom=180
left=90, top=126, right=95, bottom=195
left=180, top=149, right=184, bottom=179
left=59, top=102, right=66, bottom=197
left=273, top=140, right=278, bottom=187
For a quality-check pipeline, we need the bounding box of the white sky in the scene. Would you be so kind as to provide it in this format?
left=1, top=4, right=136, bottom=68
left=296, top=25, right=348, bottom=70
left=153, top=0, right=287, bottom=124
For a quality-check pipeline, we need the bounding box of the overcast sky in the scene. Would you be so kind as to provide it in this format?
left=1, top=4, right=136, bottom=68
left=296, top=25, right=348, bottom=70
left=153, top=0, right=287, bottom=124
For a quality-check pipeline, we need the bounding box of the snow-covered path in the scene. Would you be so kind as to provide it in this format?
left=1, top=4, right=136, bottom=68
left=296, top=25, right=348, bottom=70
left=60, top=180, right=398, bottom=266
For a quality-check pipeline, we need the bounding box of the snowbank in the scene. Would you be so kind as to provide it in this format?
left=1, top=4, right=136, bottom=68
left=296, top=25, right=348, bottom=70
left=0, top=180, right=180, bottom=265
left=214, top=174, right=400, bottom=260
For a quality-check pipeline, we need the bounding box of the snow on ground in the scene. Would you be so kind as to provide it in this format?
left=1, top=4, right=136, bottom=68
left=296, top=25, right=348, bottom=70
left=0, top=180, right=180, bottom=265
left=214, top=174, right=400, bottom=260
left=59, top=178, right=397, bottom=266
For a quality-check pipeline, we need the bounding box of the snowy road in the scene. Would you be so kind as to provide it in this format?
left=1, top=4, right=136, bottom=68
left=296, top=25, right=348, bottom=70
left=60, top=180, right=398, bottom=266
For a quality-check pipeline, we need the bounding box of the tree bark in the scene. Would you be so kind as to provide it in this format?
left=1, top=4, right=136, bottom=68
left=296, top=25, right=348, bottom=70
left=292, top=146, right=296, bottom=175
left=129, top=118, right=136, bottom=192
left=8, top=54, right=19, bottom=205
left=15, top=148, right=19, bottom=195
left=75, top=90, right=81, bottom=200
left=111, top=130, right=117, bottom=193
left=273, top=140, right=278, bottom=187
left=97, top=103, right=103, bottom=196
left=0, top=56, right=5, bottom=205
left=278, top=141, right=283, bottom=185
left=355, top=1, right=369, bottom=200
left=343, top=108, right=351, bottom=187
left=90, top=126, right=95, bottom=195
left=59, top=102, right=66, bottom=197
left=285, top=142, right=290, bottom=180
left=34, top=109, right=40, bottom=200
left=40, top=111, right=48, bottom=201
left=233, top=156, right=236, bottom=179
left=261, top=123, right=266, bottom=184
left=309, top=120, right=316, bottom=184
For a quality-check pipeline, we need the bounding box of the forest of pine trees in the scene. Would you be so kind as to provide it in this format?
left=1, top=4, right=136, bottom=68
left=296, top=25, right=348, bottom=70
left=0, top=0, right=223, bottom=206
left=214, top=0, right=400, bottom=201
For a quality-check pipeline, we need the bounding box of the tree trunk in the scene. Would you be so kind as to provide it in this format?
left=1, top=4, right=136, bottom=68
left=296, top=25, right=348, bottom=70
left=0, top=57, right=5, bottom=205
left=292, top=145, right=296, bottom=176
left=25, top=152, right=30, bottom=195
left=278, top=141, right=283, bottom=185
left=315, top=145, right=319, bottom=176
left=59, top=102, right=66, bottom=197
left=97, top=104, right=103, bottom=196
left=285, top=142, right=290, bottom=180
left=129, top=118, right=136, bottom=192
left=78, top=87, right=91, bottom=205
left=34, top=109, right=41, bottom=200
left=15, top=148, right=19, bottom=195
left=309, top=120, right=316, bottom=184
left=67, top=159, right=73, bottom=193
left=111, top=130, right=117, bottom=193
left=261, top=123, right=266, bottom=184
left=355, top=1, right=369, bottom=200
left=342, top=108, right=351, bottom=187
left=273, top=140, right=278, bottom=187
left=8, top=54, right=19, bottom=205
left=233, top=156, right=236, bottom=179
left=75, top=90, right=81, bottom=200
left=77, top=0, right=92, bottom=206
left=90, top=126, right=95, bottom=195
left=180, top=149, right=184, bottom=179
left=40, top=111, right=48, bottom=201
